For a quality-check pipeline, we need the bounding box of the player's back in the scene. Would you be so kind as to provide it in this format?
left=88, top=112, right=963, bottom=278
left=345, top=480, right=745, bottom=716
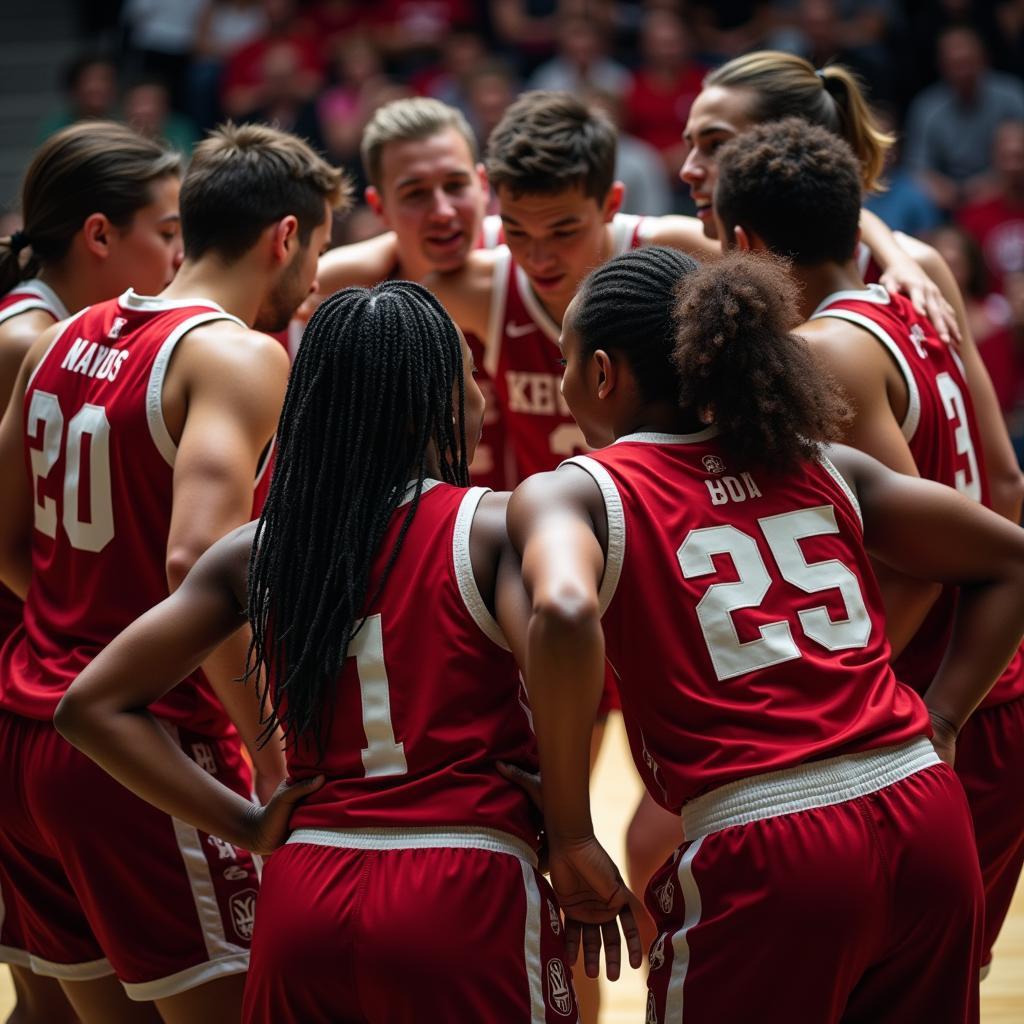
left=567, top=432, right=929, bottom=813
left=285, top=482, right=541, bottom=848
left=811, top=284, right=1024, bottom=705
left=0, top=290, right=243, bottom=735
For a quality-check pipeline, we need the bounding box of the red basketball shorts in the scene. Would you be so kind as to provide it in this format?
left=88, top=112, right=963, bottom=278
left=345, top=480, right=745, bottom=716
left=242, top=828, right=579, bottom=1023
left=643, top=739, right=983, bottom=1024
left=955, top=692, right=1024, bottom=972
left=0, top=710, right=258, bottom=999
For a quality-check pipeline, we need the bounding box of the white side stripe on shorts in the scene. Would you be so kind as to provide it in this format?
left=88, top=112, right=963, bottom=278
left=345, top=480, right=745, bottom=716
left=522, top=861, right=546, bottom=1024
left=664, top=836, right=705, bottom=1024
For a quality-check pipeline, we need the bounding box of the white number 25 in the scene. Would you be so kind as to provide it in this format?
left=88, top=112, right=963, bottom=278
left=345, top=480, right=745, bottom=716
left=678, top=506, right=871, bottom=681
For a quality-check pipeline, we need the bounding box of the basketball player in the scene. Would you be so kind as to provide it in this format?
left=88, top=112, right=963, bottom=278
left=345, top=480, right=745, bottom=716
left=509, top=244, right=1024, bottom=1023
left=0, top=123, right=347, bottom=1023
left=313, top=97, right=509, bottom=488
left=56, top=282, right=580, bottom=1023
left=716, top=117, right=1024, bottom=979
left=0, top=120, right=182, bottom=1024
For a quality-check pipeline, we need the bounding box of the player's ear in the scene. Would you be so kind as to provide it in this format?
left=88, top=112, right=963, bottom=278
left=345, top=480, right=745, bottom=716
left=733, top=225, right=756, bottom=253
left=476, top=162, right=489, bottom=200
left=593, top=349, right=617, bottom=400
left=81, top=212, right=112, bottom=259
left=603, top=182, right=625, bottom=222
left=365, top=187, right=385, bottom=218
left=271, top=215, right=300, bottom=263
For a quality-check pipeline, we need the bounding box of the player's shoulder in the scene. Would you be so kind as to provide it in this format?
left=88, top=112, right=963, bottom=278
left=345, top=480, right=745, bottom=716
left=173, top=318, right=291, bottom=391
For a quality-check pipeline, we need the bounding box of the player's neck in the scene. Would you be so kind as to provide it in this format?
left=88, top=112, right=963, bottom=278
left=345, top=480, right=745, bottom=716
left=160, top=258, right=264, bottom=326
left=36, top=264, right=98, bottom=317
left=617, top=401, right=706, bottom=439
left=789, top=260, right=866, bottom=320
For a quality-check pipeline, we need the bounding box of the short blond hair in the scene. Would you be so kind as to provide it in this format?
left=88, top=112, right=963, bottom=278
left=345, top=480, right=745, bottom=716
left=360, top=98, right=478, bottom=189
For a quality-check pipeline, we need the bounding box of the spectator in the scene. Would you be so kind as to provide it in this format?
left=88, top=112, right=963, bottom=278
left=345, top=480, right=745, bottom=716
left=221, top=0, right=324, bottom=121
left=245, top=42, right=326, bottom=151
left=931, top=224, right=1021, bottom=415
left=371, top=0, right=479, bottom=72
left=623, top=9, right=704, bottom=184
left=958, top=120, right=1024, bottom=294
left=903, top=26, right=1024, bottom=212
left=689, top=0, right=773, bottom=62
left=527, top=14, right=630, bottom=96
left=38, top=54, right=118, bottom=140
left=123, top=76, right=199, bottom=155
left=1003, top=270, right=1024, bottom=459
left=412, top=30, right=489, bottom=122
left=188, top=0, right=268, bottom=131
left=490, top=0, right=559, bottom=74
left=305, top=0, right=376, bottom=58
left=465, top=59, right=519, bottom=150
left=865, top=107, right=944, bottom=236
left=121, top=0, right=206, bottom=110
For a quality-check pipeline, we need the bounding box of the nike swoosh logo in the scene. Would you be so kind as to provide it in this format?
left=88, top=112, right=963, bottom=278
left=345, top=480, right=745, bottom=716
left=506, top=321, right=537, bottom=338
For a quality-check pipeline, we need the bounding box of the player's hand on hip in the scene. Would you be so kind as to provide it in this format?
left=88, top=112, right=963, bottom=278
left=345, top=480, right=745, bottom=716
left=927, top=711, right=958, bottom=768
left=241, top=774, right=324, bottom=855
left=548, top=835, right=648, bottom=980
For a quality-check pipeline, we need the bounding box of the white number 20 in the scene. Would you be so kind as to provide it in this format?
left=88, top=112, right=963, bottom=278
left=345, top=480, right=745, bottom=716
left=27, top=390, right=114, bottom=553
left=678, top=506, right=871, bottom=681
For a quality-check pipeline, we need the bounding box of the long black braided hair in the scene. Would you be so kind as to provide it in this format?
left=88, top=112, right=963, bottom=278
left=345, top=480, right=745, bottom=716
left=245, top=280, right=469, bottom=757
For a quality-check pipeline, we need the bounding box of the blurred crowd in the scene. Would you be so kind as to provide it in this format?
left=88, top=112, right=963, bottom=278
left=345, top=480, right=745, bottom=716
left=21, top=0, right=1024, bottom=449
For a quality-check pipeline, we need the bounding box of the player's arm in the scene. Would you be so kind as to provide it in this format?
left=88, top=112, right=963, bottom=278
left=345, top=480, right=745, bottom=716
left=640, top=215, right=722, bottom=260
left=859, top=209, right=960, bottom=344
left=507, top=466, right=644, bottom=981
left=896, top=232, right=1024, bottom=523
left=54, top=525, right=321, bottom=854
left=830, top=444, right=1024, bottom=762
left=425, top=249, right=500, bottom=341
left=167, top=325, right=290, bottom=798
left=798, top=319, right=940, bottom=653
left=316, top=231, right=400, bottom=296
left=0, top=309, right=54, bottom=408
left=0, top=322, right=62, bottom=598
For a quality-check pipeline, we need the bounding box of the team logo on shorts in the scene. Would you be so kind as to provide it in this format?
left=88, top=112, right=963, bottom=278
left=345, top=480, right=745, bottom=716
left=702, top=455, right=725, bottom=474
left=649, top=933, right=666, bottom=971
left=229, top=889, right=257, bottom=942
left=548, top=899, right=561, bottom=936
left=653, top=878, right=674, bottom=914
left=546, top=959, right=574, bottom=1017
left=646, top=991, right=659, bottom=1024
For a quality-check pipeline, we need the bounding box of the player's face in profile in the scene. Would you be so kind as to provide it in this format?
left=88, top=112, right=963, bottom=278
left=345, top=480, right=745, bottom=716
left=374, top=128, right=487, bottom=272
left=680, top=86, right=755, bottom=239
left=557, top=296, right=612, bottom=449
left=255, top=201, right=333, bottom=333
left=105, top=174, right=183, bottom=294
left=498, top=185, right=613, bottom=310
left=457, top=326, right=486, bottom=464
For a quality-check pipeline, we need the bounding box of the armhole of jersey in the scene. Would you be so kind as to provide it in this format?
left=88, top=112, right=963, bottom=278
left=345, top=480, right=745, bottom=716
left=818, top=454, right=864, bottom=531
left=254, top=436, right=275, bottom=491
left=23, top=307, right=92, bottom=392
left=611, top=213, right=641, bottom=255
left=146, top=311, right=246, bottom=467
left=810, top=308, right=922, bottom=442
left=559, top=455, right=625, bottom=616
left=0, top=299, right=56, bottom=327
left=481, top=214, right=503, bottom=249
left=484, top=247, right=511, bottom=379
left=452, top=486, right=510, bottom=650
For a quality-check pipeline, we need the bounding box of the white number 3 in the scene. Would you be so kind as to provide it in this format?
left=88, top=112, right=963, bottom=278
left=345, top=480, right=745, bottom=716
left=678, top=506, right=871, bottom=681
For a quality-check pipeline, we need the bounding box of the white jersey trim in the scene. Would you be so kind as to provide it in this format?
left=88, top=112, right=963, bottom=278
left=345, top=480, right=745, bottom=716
left=515, top=264, right=561, bottom=344
left=481, top=213, right=504, bottom=250
left=560, top=455, right=626, bottom=616
left=453, top=486, right=510, bottom=651
left=614, top=426, right=720, bottom=446
left=610, top=212, right=643, bottom=255
left=397, top=477, right=441, bottom=508
left=485, top=246, right=513, bottom=379
left=681, top=737, right=938, bottom=842
left=0, top=278, right=69, bottom=326
left=809, top=305, right=922, bottom=442
left=810, top=282, right=891, bottom=317
left=664, top=836, right=705, bottom=1024
left=119, top=289, right=236, bottom=316
left=287, top=825, right=538, bottom=867
left=521, top=861, right=547, bottom=1024
left=123, top=952, right=250, bottom=1002
left=146, top=311, right=247, bottom=467
left=818, top=453, right=864, bottom=530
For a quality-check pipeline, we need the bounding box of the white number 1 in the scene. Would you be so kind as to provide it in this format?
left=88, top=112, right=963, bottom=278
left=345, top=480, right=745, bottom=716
left=348, top=614, right=407, bottom=778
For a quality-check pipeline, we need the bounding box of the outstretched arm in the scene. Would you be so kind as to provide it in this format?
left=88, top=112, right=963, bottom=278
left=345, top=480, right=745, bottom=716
left=507, top=466, right=645, bottom=980
left=55, top=526, right=321, bottom=853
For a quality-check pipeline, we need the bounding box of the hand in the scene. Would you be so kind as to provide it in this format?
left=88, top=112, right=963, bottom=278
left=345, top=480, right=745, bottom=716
left=927, top=711, right=958, bottom=768
left=240, top=774, right=324, bottom=855
left=497, top=760, right=543, bottom=810
left=879, top=255, right=960, bottom=349
left=254, top=767, right=286, bottom=806
left=548, top=835, right=647, bottom=981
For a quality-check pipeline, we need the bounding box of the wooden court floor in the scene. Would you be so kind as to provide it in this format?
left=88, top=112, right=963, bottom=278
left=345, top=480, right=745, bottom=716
left=1, top=714, right=1021, bottom=1021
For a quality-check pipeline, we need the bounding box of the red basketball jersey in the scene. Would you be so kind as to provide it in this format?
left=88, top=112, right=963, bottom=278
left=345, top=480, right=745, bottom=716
left=483, top=213, right=648, bottom=480
left=811, top=284, right=1024, bottom=706
left=565, top=433, right=928, bottom=812
left=285, top=483, right=541, bottom=847
left=0, top=290, right=250, bottom=736
left=0, top=280, right=70, bottom=670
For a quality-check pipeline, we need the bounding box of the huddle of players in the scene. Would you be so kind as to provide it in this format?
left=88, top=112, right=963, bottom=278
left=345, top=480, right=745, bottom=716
left=0, top=48, right=1021, bottom=1024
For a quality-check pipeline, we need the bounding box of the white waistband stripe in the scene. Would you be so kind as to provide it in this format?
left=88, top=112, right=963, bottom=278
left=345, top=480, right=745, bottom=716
left=682, top=738, right=939, bottom=841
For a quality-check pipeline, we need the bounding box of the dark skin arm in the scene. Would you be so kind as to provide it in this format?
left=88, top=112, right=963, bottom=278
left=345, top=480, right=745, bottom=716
left=506, top=465, right=645, bottom=982
left=829, top=444, right=1024, bottom=763
left=54, top=523, right=322, bottom=854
